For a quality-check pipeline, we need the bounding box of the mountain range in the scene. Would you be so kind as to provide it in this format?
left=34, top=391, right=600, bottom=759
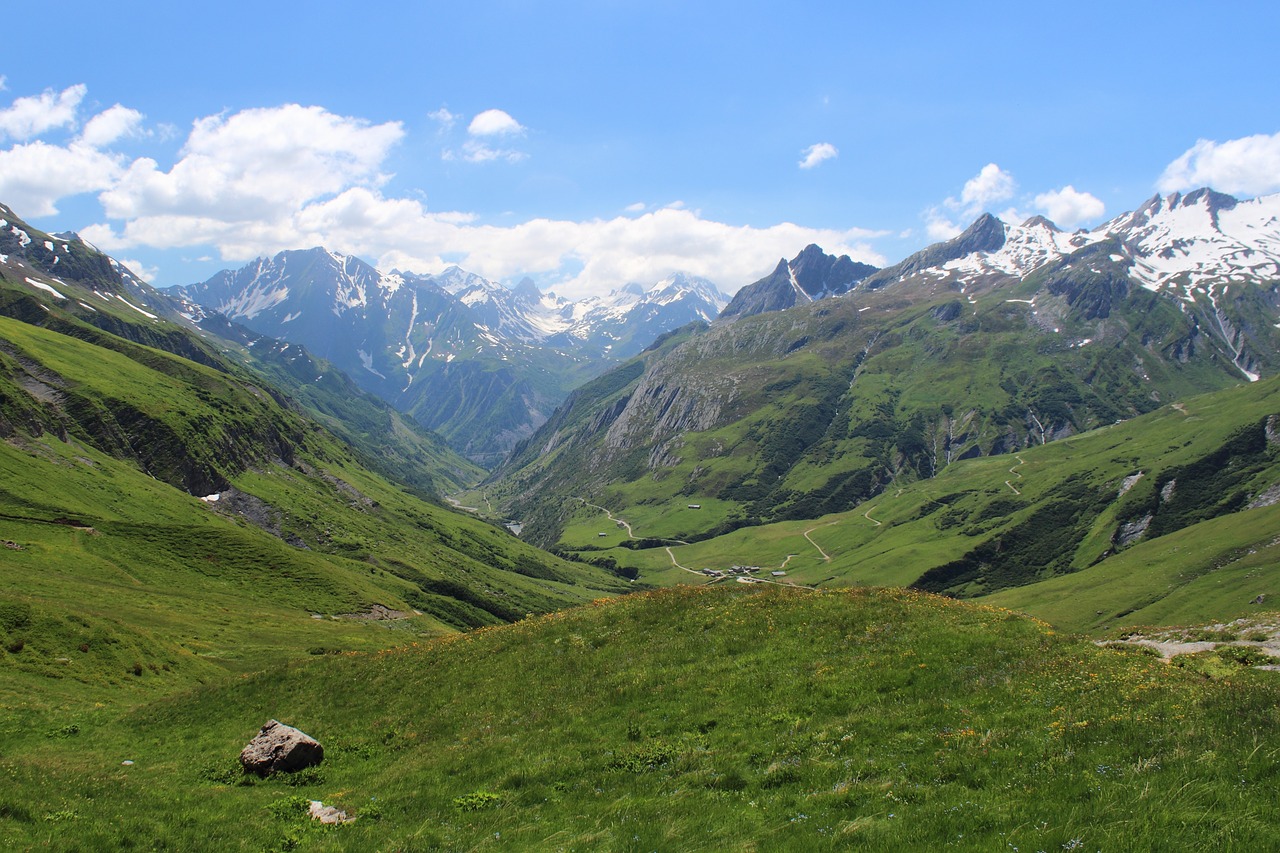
left=487, top=188, right=1280, bottom=549
left=173, top=253, right=728, bottom=466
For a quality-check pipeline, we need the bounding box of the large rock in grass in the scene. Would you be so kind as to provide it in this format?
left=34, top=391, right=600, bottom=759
left=239, top=720, right=324, bottom=775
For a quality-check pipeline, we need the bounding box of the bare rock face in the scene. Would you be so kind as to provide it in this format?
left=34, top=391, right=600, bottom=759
left=239, top=720, right=324, bottom=775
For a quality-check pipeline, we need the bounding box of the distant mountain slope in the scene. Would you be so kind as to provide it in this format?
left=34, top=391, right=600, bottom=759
left=857, top=188, right=1280, bottom=379
left=174, top=251, right=729, bottom=465
left=575, top=374, right=1280, bottom=630
left=489, top=189, right=1279, bottom=547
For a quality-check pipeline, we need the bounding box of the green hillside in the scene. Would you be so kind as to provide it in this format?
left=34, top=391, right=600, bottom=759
left=3, top=586, right=1277, bottom=850
left=0, top=281, right=630, bottom=715
left=491, top=267, right=1246, bottom=548
left=549, top=375, right=1280, bottom=634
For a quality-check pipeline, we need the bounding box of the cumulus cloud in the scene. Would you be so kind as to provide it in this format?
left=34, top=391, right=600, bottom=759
left=468, top=109, right=524, bottom=136
left=1158, top=133, right=1280, bottom=196
left=114, top=257, right=160, bottom=283
left=799, top=142, right=838, bottom=169
left=922, top=163, right=1104, bottom=239
left=924, top=211, right=962, bottom=241
left=0, top=140, right=127, bottom=217
left=459, top=139, right=527, bottom=163
left=1033, top=186, right=1105, bottom=228
left=958, top=163, right=1016, bottom=209
left=4, top=91, right=881, bottom=298
left=445, top=108, right=529, bottom=163
left=0, top=84, right=86, bottom=140
left=79, top=105, right=146, bottom=148
left=89, top=181, right=886, bottom=298
left=99, top=104, right=403, bottom=224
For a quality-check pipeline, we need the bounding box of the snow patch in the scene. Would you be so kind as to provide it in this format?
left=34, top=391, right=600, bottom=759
left=25, top=277, right=66, bottom=300
left=357, top=349, right=386, bottom=378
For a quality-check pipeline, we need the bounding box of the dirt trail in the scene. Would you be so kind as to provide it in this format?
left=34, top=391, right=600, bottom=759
left=1005, top=455, right=1026, bottom=495
left=578, top=498, right=635, bottom=538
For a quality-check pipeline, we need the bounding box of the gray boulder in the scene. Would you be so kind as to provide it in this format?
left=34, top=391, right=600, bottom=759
left=239, top=720, right=323, bottom=775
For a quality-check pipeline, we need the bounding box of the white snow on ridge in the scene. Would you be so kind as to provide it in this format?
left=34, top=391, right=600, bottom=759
left=943, top=219, right=1104, bottom=280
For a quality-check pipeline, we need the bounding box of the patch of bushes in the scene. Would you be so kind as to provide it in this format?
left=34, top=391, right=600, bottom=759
left=453, top=790, right=503, bottom=811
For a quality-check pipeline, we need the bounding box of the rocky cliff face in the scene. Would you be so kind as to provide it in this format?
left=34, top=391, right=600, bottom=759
left=720, top=245, right=877, bottom=320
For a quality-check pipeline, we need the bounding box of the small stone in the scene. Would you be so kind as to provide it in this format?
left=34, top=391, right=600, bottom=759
left=308, top=800, right=355, bottom=824
left=121, top=760, right=134, bottom=766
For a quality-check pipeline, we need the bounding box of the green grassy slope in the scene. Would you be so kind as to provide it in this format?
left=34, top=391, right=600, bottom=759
left=560, top=375, right=1280, bottom=632
left=2, top=586, right=1277, bottom=850
left=0, top=292, right=630, bottom=718
left=196, top=315, right=484, bottom=497
left=493, top=270, right=1245, bottom=547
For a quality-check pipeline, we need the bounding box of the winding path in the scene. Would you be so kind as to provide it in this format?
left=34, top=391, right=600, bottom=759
left=578, top=498, right=636, bottom=539
left=1005, top=455, right=1026, bottom=495
left=802, top=521, right=839, bottom=562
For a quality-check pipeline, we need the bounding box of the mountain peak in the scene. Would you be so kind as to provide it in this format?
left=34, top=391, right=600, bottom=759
left=1021, top=215, right=1061, bottom=232
left=719, top=246, right=878, bottom=320
left=513, top=277, right=542, bottom=300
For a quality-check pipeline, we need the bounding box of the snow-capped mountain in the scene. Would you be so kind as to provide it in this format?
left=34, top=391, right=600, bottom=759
left=862, top=189, right=1280, bottom=298
left=556, top=273, right=729, bottom=355
left=849, top=189, right=1280, bottom=381
left=173, top=250, right=730, bottom=464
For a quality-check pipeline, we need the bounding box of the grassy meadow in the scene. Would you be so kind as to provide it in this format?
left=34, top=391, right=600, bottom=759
left=2, top=586, right=1278, bottom=850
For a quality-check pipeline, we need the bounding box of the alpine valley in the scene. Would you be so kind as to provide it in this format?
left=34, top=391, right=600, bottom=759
left=174, top=253, right=729, bottom=467
left=4, top=187, right=1280, bottom=850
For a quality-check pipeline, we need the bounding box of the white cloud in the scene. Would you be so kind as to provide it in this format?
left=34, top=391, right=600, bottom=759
left=79, top=105, right=145, bottom=148
left=99, top=104, right=403, bottom=223
left=468, top=109, right=524, bottom=136
left=924, top=209, right=962, bottom=241
left=1158, top=133, right=1280, bottom=196
left=0, top=76, right=7, bottom=91
left=428, top=107, right=457, bottom=131
left=0, top=140, right=126, bottom=217
left=923, top=164, right=1102, bottom=240
left=94, top=180, right=886, bottom=298
left=0, top=84, right=86, bottom=140
left=9, top=95, right=881, bottom=299
left=799, top=142, right=838, bottom=169
left=624, top=202, right=646, bottom=213
left=1032, top=186, right=1104, bottom=228
left=958, top=163, right=1016, bottom=208
left=114, top=257, right=160, bottom=283
left=460, top=139, right=526, bottom=164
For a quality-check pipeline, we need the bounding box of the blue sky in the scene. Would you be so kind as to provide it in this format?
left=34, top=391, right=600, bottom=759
left=2, top=0, right=1278, bottom=298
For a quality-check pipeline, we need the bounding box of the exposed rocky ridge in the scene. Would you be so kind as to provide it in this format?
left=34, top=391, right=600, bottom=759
left=720, top=244, right=877, bottom=320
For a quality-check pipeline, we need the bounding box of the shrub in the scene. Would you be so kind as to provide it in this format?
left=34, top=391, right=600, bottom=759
left=453, top=790, right=502, bottom=811
left=266, top=795, right=311, bottom=821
